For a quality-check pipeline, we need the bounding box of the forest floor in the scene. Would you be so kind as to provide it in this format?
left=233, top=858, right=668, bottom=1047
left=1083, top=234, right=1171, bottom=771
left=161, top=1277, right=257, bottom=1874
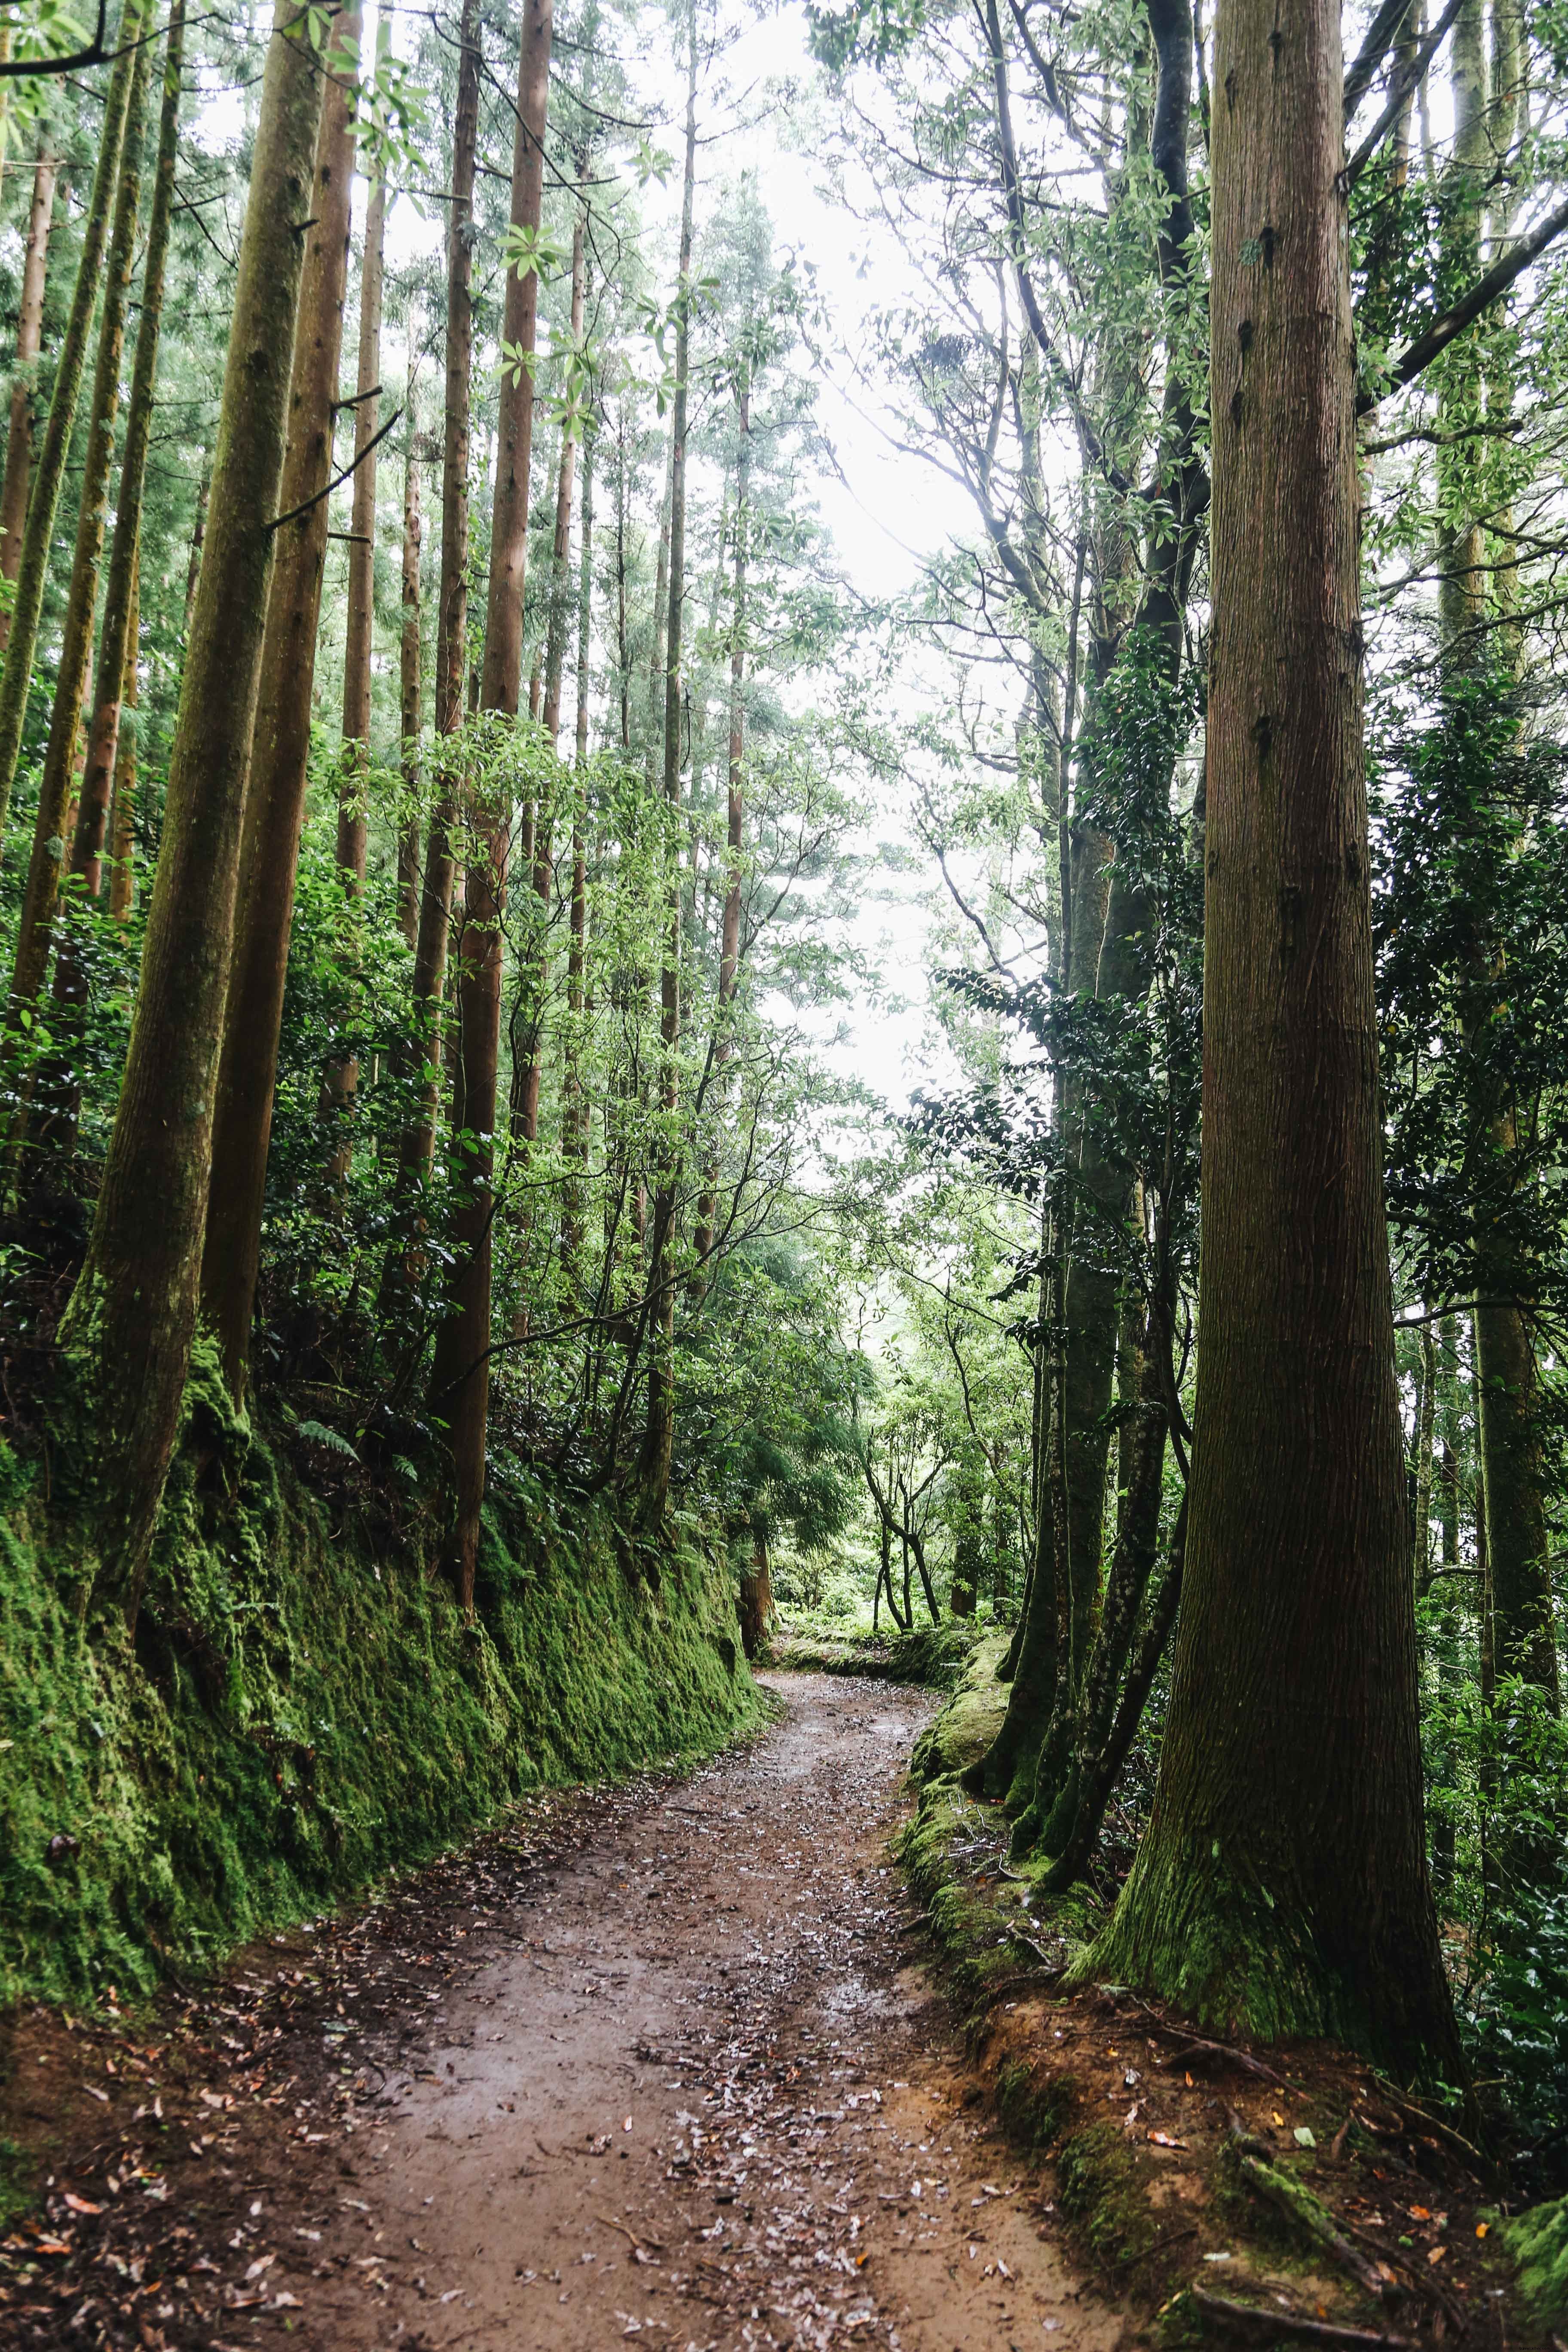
left=0, top=1671, right=1128, bottom=2352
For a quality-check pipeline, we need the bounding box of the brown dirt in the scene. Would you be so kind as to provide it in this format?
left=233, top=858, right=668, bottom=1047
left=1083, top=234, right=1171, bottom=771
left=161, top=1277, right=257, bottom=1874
left=0, top=1670, right=1127, bottom=2352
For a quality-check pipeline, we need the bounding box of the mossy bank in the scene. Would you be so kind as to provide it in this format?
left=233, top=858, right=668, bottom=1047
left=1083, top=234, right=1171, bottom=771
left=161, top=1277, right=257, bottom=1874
left=0, top=1410, right=757, bottom=2008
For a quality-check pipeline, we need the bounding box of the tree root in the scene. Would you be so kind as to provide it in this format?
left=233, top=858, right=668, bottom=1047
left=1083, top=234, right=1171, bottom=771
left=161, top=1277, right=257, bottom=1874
left=1193, top=2289, right=1413, bottom=2349
left=1238, top=2153, right=1403, bottom=2305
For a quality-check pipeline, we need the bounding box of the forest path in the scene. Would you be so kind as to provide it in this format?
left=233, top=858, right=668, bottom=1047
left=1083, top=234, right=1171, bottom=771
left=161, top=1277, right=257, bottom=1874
left=245, top=1671, right=1121, bottom=2352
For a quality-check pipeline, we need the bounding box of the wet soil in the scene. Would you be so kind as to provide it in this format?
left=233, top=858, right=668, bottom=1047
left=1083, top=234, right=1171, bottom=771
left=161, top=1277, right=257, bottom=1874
left=0, top=1671, right=1124, bottom=2352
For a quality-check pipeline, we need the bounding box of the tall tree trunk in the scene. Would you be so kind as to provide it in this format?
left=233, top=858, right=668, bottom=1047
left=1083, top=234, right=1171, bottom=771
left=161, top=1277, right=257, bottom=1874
left=1078, top=0, right=1459, bottom=2069
left=320, top=66, right=388, bottom=1167
left=198, top=24, right=360, bottom=1400
left=513, top=190, right=587, bottom=1163
left=397, top=390, right=423, bottom=951
left=692, top=365, right=750, bottom=1286
left=637, top=16, right=696, bottom=1523
left=561, top=435, right=592, bottom=1273
left=388, top=0, right=479, bottom=1218
left=183, top=464, right=209, bottom=640
left=0, top=0, right=142, bottom=849
left=430, top=0, right=551, bottom=1608
left=1436, top=0, right=1557, bottom=1709
left=0, top=140, right=58, bottom=634
left=107, top=550, right=139, bottom=921
left=56, top=0, right=332, bottom=1618
left=40, top=0, right=186, bottom=1159
left=6, top=25, right=150, bottom=1025
left=336, top=62, right=387, bottom=890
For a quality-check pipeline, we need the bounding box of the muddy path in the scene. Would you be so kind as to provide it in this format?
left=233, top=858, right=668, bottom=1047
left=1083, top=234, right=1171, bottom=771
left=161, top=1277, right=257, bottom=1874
left=1, top=1672, right=1124, bottom=2352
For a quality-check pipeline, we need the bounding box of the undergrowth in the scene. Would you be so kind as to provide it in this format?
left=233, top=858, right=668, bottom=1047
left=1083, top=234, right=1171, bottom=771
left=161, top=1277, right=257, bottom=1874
left=0, top=1413, right=756, bottom=2006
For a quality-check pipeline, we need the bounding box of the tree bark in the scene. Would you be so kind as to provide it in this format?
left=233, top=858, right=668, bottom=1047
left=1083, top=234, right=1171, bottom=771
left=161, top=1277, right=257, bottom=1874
left=0, top=0, right=142, bottom=848
left=198, top=21, right=360, bottom=1400
left=512, top=183, right=586, bottom=1159
left=561, top=435, right=592, bottom=1272
left=692, top=364, right=750, bottom=1283
left=637, top=16, right=697, bottom=1524
left=40, top=0, right=185, bottom=1158
left=107, top=550, right=139, bottom=921
left=430, top=0, right=551, bottom=1608
left=0, top=139, right=58, bottom=634
left=1077, top=0, right=1460, bottom=2070
left=397, top=390, right=423, bottom=951
left=388, top=0, right=479, bottom=1219
left=336, top=74, right=386, bottom=888
left=183, top=463, right=208, bottom=640
left=56, top=0, right=332, bottom=1618
left=6, top=21, right=150, bottom=1025
left=320, top=59, right=387, bottom=1168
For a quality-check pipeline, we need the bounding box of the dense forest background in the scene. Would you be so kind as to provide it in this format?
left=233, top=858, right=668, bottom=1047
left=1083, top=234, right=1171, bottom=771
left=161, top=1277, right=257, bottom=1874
left=2, top=0, right=1568, bottom=2210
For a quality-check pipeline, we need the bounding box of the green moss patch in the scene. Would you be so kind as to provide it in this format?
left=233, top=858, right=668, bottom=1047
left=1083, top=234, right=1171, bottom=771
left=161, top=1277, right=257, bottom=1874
left=0, top=1427, right=757, bottom=2006
left=910, top=1631, right=1011, bottom=1782
left=769, top=1618, right=988, bottom=1689
left=1504, top=2193, right=1568, bottom=2331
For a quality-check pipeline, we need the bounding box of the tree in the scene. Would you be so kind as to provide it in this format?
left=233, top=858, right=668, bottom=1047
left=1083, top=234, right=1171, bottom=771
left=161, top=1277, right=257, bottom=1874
left=431, top=0, right=552, bottom=1605
left=199, top=16, right=360, bottom=1400
left=56, top=0, right=334, bottom=1616
left=1078, top=0, right=1461, bottom=2068
left=0, top=0, right=142, bottom=846
left=0, top=135, right=58, bottom=634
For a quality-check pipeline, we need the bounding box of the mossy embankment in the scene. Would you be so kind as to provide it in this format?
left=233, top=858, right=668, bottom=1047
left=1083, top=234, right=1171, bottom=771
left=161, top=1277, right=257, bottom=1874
left=897, top=1670, right=1538, bottom=2343
left=0, top=1404, right=757, bottom=2008
left=767, top=1615, right=989, bottom=1689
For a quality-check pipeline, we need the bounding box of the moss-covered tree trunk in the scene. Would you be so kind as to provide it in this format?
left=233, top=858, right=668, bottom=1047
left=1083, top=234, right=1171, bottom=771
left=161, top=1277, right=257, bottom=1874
left=6, top=25, right=150, bottom=1026
left=1076, top=0, right=1460, bottom=2070
left=0, top=2, right=141, bottom=850
left=0, top=141, right=58, bottom=634
left=198, top=28, right=359, bottom=1400
left=431, top=0, right=551, bottom=1607
left=56, top=0, right=333, bottom=1617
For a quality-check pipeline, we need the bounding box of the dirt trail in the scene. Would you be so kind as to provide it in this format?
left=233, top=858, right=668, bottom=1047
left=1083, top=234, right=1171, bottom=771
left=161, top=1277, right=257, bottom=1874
left=2, top=1673, right=1124, bottom=2352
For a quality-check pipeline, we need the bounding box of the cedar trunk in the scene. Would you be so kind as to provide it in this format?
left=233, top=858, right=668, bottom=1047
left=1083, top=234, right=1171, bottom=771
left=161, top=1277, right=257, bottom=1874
left=56, top=0, right=331, bottom=1616
left=1078, top=0, right=1459, bottom=2068
left=107, top=551, right=140, bottom=921
left=0, top=141, right=57, bottom=630
left=7, top=26, right=150, bottom=1026
left=0, top=0, right=141, bottom=846
left=431, top=0, right=551, bottom=1606
left=389, top=0, right=480, bottom=1213
left=397, top=398, right=423, bottom=950
left=637, top=24, right=697, bottom=1520
left=199, top=31, right=360, bottom=1399
left=43, top=0, right=186, bottom=1154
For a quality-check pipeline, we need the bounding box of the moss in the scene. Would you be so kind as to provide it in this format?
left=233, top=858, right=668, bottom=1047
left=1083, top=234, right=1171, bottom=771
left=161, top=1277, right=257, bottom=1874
left=1504, top=2193, right=1568, bottom=2331
left=1058, top=2119, right=1157, bottom=2269
left=0, top=1420, right=758, bottom=2006
left=770, top=1619, right=988, bottom=1690
left=995, top=2056, right=1078, bottom=2150
left=1068, top=1827, right=1352, bottom=2049
left=910, top=1632, right=1011, bottom=1782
